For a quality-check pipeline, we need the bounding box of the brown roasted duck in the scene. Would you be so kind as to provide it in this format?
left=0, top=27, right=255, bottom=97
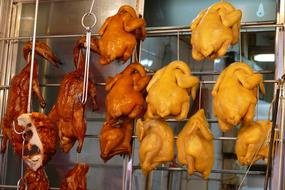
left=0, top=41, right=61, bottom=153
left=136, top=118, right=174, bottom=175
left=48, top=37, right=98, bottom=153
left=105, top=63, right=150, bottom=122
left=97, top=5, right=146, bottom=65
left=19, top=167, right=49, bottom=190
left=12, top=112, right=57, bottom=171
left=176, top=109, right=214, bottom=179
left=191, top=1, right=242, bottom=61
left=99, top=120, right=133, bottom=162
left=145, top=60, right=199, bottom=120
left=236, top=120, right=271, bottom=165
left=60, top=163, right=89, bottom=190
left=212, top=62, right=265, bottom=132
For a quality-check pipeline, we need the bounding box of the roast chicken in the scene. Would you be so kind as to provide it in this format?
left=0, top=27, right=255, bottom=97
left=19, top=167, right=49, bottom=190
left=136, top=118, right=174, bottom=175
left=12, top=112, right=57, bottom=171
left=0, top=41, right=60, bottom=153
left=48, top=36, right=98, bottom=153
left=176, top=109, right=214, bottom=179
left=212, top=62, right=265, bottom=132
left=97, top=5, right=146, bottom=65
left=145, top=60, right=199, bottom=120
left=99, top=120, right=133, bottom=162
left=105, top=63, right=150, bottom=122
left=60, top=163, right=89, bottom=190
left=236, top=120, right=271, bottom=165
left=191, top=1, right=242, bottom=61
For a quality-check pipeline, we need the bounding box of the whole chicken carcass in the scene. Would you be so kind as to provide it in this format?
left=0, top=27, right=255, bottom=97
left=12, top=112, right=57, bottom=171
left=191, top=1, right=242, bottom=61
left=136, top=118, right=174, bottom=175
left=97, top=5, right=146, bottom=65
left=60, top=163, right=89, bottom=190
left=236, top=120, right=271, bottom=165
left=145, top=60, right=199, bottom=120
left=48, top=37, right=98, bottom=153
left=105, top=63, right=150, bottom=122
left=212, top=62, right=265, bottom=132
left=99, top=120, right=133, bottom=162
left=0, top=41, right=61, bottom=153
left=176, top=109, right=214, bottom=179
left=19, top=167, right=49, bottom=190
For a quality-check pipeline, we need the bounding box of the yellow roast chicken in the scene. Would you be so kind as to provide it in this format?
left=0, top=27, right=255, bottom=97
left=235, top=120, right=271, bottom=165
left=212, top=62, right=265, bottom=132
left=145, top=61, right=199, bottom=120
left=177, top=109, right=214, bottom=179
left=191, top=1, right=242, bottom=61
left=136, top=118, right=174, bottom=175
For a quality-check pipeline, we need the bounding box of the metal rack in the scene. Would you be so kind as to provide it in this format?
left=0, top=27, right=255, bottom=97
left=0, top=0, right=284, bottom=190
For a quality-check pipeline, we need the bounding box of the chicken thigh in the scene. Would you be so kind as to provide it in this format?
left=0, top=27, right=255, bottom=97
left=19, top=167, right=49, bottom=190
left=105, top=62, right=150, bottom=122
left=60, top=163, right=89, bottom=190
left=136, top=118, right=174, bottom=175
left=145, top=60, right=199, bottom=120
left=176, top=109, right=214, bottom=179
left=212, top=62, right=265, bottom=132
left=236, top=120, right=271, bottom=165
left=191, top=1, right=242, bottom=61
left=97, top=5, right=146, bottom=65
left=0, top=41, right=60, bottom=154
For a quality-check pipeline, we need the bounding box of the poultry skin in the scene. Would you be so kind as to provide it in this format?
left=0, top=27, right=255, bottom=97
left=105, top=62, right=150, bottom=122
left=136, top=118, right=174, bottom=175
left=97, top=5, right=146, bottom=64
left=176, top=109, right=214, bottom=179
left=145, top=60, right=199, bottom=120
left=19, top=167, right=49, bottom=190
left=236, top=120, right=271, bottom=165
left=48, top=36, right=98, bottom=153
left=191, top=1, right=242, bottom=61
left=99, top=120, right=133, bottom=162
left=212, top=62, right=265, bottom=132
left=0, top=41, right=61, bottom=153
left=60, top=163, right=89, bottom=190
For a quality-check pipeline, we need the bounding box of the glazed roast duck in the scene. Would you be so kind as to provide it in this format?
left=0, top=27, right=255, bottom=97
left=19, top=167, right=49, bottom=190
left=97, top=5, right=146, bottom=65
left=0, top=41, right=61, bottom=154
left=48, top=36, right=98, bottom=153
left=191, top=1, right=242, bottom=60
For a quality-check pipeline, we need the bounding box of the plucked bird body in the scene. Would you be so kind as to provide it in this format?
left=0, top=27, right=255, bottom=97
left=19, top=167, right=49, bottom=190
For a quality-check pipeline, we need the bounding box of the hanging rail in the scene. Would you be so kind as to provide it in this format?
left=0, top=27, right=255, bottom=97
left=0, top=21, right=283, bottom=41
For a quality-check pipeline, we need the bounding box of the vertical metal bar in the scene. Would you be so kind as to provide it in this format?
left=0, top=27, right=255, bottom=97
left=27, top=0, right=39, bottom=113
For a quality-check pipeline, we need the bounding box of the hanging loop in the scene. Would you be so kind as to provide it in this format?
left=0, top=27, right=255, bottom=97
left=17, top=177, right=27, bottom=190
left=81, top=12, right=97, bottom=31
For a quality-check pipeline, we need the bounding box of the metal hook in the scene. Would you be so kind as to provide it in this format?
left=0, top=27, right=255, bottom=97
left=239, top=29, right=242, bottom=62
left=17, top=177, right=27, bottom=190
left=81, top=31, right=91, bottom=104
left=177, top=31, right=180, bottom=61
left=199, top=82, right=203, bottom=109
left=81, top=12, right=97, bottom=31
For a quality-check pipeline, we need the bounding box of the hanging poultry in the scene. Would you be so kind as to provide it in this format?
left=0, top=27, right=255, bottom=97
left=19, top=167, right=49, bottom=190
left=105, top=62, right=150, bottom=122
left=60, top=163, right=89, bottom=190
left=212, top=62, right=265, bottom=132
left=48, top=36, right=98, bottom=153
left=136, top=118, right=174, bottom=175
left=11, top=112, right=57, bottom=171
left=97, top=5, right=146, bottom=65
left=145, top=60, right=199, bottom=120
left=236, top=120, right=271, bottom=165
left=0, top=41, right=61, bottom=154
left=176, top=109, right=214, bottom=179
left=99, top=120, right=133, bottom=162
left=191, top=1, right=242, bottom=61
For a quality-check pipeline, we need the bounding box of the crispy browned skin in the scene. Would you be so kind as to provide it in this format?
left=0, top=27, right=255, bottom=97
left=0, top=41, right=61, bottom=153
left=105, top=63, right=150, bottom=122
left=99, top=120, right=133, bottom=162
left=191, top=1, right=242, bottom=61
left=48, top=37, right=98, bottom=153
left=60, top=163, right=89, bottom=190
left=212, top=62, right=265, bottom=132
left=97, top=5, right=146, bottom=65
left=19, top=167, right=49, bottom=190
